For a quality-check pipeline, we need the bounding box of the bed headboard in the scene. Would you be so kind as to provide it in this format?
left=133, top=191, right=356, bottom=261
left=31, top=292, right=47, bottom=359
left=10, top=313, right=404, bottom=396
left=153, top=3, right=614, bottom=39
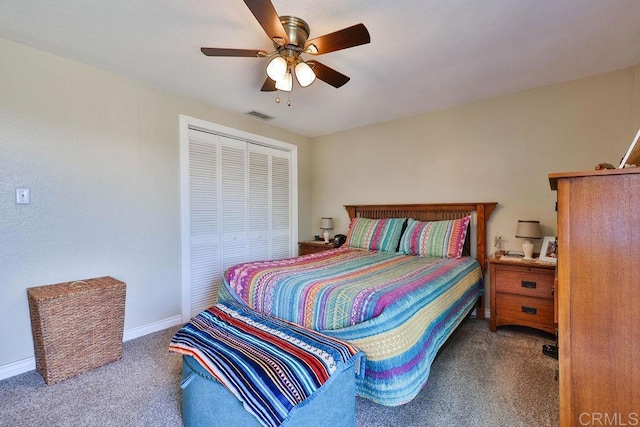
left=344, top=202, right=498, bottom=272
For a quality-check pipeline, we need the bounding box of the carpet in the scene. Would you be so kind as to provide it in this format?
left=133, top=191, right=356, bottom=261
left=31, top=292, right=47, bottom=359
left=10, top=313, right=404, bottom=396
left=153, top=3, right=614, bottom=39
left=0, top=318, right=558, bottom=426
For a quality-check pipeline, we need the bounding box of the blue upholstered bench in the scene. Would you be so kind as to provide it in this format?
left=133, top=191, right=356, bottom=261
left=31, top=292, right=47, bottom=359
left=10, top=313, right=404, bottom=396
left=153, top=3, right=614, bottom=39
left=180, top=354, right=358, bottom=427
left=171, top=302, right=364, bottom=427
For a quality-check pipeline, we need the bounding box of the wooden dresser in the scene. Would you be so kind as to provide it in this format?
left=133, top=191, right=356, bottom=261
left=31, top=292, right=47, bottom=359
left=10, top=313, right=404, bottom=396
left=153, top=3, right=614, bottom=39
left=550, top=168, right=640, bottom=426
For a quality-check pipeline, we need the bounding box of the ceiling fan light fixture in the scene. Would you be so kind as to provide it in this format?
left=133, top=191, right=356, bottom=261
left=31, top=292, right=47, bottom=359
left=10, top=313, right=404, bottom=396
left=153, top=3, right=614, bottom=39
left=275, top=71, right=292, bottom=92
left=266, top=56, right=287, bottom=81
left=295, top=61, right=316, bottom=87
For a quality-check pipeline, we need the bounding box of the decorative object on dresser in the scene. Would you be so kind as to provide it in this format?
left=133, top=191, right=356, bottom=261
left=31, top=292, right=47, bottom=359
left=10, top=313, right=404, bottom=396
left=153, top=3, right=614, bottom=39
left=550, top=168, right=640, bottom=426
left=320, top=217, right=334, bottom=243
left=298, top=240, right=335, bottom=255
left=489, top=256, right=556, bottom=334
left=538, top=236, right=558, bottom=263
left=618, top=127, right=640, bottom=168
left=515, top=220, right=542, bottom=260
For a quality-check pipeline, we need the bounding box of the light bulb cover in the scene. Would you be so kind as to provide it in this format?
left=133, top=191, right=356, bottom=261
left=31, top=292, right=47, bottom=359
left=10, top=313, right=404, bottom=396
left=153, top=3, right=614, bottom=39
left=266, top=56, right=287, bottom=82
left=275, top=71, right=292, bottom=92
left=295, top=61, right=316, bottom=87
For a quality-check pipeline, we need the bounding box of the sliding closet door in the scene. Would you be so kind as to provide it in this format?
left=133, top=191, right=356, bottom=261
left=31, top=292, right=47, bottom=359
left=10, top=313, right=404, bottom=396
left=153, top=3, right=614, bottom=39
left=271, top=150, right=291, bottom=259
left=220, top=137, right=248, bottom=272
left=182, top=122, right=296, bottom=319
left=187, top=129, right=221, bottom=316
left=248, top=145, right=270, bottom=261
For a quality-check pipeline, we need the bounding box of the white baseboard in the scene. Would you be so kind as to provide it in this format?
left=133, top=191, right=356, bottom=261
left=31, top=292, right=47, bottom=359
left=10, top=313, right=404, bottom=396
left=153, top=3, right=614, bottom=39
left=0, top=358, right=36, bottom=381
left=123, top=315, right=183, bottom=342
left=0, top=315, right=184, bottom=382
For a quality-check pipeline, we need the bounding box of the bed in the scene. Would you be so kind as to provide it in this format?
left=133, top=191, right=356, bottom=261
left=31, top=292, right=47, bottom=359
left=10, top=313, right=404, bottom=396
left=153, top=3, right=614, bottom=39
left=218, top=202, right=497, bottom=406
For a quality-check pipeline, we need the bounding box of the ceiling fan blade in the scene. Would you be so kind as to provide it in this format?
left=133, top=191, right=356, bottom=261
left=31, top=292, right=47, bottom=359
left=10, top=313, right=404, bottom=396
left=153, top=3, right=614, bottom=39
left=243, top=0, right=289, bottom=44
left=306, top=60, right=350, bottom=88
left=305, top=24, right=370, bottom=55
left=260, top=78, right=277, bottom=92
left=201, top=47, right=267, bottom=57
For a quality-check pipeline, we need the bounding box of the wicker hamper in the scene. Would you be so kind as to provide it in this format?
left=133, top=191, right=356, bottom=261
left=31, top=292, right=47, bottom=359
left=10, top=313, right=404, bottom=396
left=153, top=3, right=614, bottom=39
left=26, top=276, right=126, bottom=385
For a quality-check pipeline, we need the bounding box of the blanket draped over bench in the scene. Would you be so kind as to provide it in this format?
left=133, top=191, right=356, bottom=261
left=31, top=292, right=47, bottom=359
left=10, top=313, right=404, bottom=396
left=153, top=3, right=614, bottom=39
left=170, top=302, right=364, bottom=427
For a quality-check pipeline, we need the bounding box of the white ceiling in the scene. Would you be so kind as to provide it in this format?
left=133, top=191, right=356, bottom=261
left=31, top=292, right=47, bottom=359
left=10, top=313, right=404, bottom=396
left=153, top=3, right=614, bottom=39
left=1, top=0, right=639, bottom=137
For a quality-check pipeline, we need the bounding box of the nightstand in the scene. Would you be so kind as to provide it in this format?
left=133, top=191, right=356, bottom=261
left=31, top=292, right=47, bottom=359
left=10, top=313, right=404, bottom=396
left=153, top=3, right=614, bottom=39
left=298, top=241, right=336, bottom=256
left=489, top=256, right=556, bottom=334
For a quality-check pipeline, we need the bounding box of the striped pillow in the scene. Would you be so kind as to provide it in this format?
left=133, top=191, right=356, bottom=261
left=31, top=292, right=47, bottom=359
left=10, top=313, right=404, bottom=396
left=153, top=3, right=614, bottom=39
left=399, top=216, right=471, bottom=258
left=345, top=217, right=406, bottom=253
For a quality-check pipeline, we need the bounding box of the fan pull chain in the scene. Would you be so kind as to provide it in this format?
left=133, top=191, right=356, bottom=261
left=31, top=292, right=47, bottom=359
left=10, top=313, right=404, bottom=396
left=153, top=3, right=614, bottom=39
left=274, top=91, right=292, bottom=106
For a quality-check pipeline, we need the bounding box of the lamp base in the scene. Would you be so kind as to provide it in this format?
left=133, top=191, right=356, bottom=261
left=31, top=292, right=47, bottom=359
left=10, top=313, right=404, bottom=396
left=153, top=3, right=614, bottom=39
left=323, top=230, right=330, bottom=243
left=522, top=240, right=534, bottom=260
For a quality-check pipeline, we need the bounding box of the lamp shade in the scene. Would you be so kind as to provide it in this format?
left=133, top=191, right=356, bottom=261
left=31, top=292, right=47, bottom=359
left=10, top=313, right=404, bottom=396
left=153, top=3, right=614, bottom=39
left=275, top=71, right=292, bottom=92
left=516, top=220, right=541, bottom=260
left=295, top=61, right=316, bottom=87
left=320, top=217, right=334, bottom=230
left=515, top=220, right=542, bottom=239
left=266, top=56, right=287, bottom=82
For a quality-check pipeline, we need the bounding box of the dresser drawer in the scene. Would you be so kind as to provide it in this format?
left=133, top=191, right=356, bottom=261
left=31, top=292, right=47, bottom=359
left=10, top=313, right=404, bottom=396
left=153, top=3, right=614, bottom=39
left=495, top=293, right=554, bottom=330
left=493, top=266, right=554, bottom=298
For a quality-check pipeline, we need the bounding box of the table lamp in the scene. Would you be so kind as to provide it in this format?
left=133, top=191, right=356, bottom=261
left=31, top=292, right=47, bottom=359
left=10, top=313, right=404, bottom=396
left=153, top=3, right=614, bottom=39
left=320, top=217, right=334, bottom=243
left=516, top=220, right=542, bottom=260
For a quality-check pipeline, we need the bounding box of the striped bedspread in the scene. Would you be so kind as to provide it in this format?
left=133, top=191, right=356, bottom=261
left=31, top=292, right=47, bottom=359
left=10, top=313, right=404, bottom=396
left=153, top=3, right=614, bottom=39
left=170, top=301, right=364, bottom=427
left=219, top=247, right=483, bottom=406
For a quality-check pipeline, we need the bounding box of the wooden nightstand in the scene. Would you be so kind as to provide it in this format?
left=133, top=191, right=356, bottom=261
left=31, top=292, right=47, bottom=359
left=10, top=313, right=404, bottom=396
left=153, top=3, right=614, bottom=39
left=298, top=241, right=336, bottom=256
left=489, top=256, right=556, bottom=334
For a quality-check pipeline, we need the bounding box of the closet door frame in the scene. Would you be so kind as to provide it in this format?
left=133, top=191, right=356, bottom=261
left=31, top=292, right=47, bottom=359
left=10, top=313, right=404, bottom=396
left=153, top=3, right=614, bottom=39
left=179, top=115, right=298, bottom=322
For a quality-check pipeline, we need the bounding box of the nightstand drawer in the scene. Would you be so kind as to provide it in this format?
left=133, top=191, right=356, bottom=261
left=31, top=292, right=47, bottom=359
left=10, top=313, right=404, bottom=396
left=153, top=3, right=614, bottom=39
left=493, top=267, right=554, bottom=298
left=495, top=293, right=554, bottom=328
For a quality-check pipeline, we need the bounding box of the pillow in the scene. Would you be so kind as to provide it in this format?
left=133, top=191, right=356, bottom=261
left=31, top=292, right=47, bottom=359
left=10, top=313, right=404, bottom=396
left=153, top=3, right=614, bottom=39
left=399, top=216, right=471, bottom=258
left=345, top=217, right=406, bottom=253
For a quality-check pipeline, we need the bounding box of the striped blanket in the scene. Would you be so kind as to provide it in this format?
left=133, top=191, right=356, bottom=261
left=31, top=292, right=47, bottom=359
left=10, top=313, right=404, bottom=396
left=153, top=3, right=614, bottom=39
left=170, top=302, right=364, bottom=427
left=219, top=247, right=483, bottom=406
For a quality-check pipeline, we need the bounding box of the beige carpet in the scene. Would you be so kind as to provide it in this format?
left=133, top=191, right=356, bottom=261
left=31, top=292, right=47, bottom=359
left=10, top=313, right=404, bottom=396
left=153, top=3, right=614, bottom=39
left=0, top=318, right=558, bottom=426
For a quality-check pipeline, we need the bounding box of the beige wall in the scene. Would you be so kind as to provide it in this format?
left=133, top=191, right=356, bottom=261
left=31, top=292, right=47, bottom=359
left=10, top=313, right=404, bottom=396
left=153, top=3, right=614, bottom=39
left=635, top=64, right=640, bottom=127
left=312, top=66, right=639, bottom=261
left=1, top=33, right=638, bottom=371
left=0, top=38, right=312, bottom=367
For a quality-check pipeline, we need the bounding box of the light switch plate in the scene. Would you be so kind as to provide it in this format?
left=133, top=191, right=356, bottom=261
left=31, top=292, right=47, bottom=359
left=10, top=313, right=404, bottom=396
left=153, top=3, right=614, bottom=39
left=16, top=188, right=30, bottom=205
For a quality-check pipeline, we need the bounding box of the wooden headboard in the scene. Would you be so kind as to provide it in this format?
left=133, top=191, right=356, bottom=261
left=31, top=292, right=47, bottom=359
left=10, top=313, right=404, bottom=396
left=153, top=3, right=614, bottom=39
left=344, top=202, right=498, bottom=272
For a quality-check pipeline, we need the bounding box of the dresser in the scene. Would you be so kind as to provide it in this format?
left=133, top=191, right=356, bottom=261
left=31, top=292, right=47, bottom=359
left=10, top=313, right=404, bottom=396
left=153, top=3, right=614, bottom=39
left=489, top=256, right=556, bottom=334
left=550, top=168, right=640, bottom=426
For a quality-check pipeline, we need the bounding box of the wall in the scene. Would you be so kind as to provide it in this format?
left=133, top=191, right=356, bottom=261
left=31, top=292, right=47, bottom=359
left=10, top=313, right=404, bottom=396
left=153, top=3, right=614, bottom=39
left=636, top=64, right=640, bottom=128
left=312, top=66, right=639, bottom=281
left=0, top=38, right=313, bottom=369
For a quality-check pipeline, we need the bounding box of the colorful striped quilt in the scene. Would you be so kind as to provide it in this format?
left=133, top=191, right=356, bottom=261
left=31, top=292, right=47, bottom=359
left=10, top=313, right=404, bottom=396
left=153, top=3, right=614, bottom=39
left=170, top=301, right=364, bottom=427
left=219, top=247, right=483, bottom=406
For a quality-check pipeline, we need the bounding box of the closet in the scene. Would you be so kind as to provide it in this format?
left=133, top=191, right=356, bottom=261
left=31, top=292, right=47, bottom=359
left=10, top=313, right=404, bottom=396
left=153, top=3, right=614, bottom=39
left=549, top=168, right=640, bottom=426
left=183, top=124, right=295, bottom=318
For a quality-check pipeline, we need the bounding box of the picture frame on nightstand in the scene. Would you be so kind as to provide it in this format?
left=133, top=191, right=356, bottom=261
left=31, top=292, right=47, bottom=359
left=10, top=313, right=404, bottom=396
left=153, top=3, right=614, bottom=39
left=539, top=236, right=557, bottom=263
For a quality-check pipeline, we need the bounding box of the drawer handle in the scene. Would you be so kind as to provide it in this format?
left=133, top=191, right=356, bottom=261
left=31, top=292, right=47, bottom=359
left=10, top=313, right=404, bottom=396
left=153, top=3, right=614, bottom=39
left=522, top=306, right=537, bottom=315
left=521, top=280, right=537, bottom=289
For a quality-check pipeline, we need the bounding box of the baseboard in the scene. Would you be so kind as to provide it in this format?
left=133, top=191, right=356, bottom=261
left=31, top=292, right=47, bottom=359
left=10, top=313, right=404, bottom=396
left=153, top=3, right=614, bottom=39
left=469, top=307, right=491, bottom=319
left=0, top=358, right=36, bottom=381
left=122, top=315, right=183, bottom=342
left=0, top=315, right=184, bottom=381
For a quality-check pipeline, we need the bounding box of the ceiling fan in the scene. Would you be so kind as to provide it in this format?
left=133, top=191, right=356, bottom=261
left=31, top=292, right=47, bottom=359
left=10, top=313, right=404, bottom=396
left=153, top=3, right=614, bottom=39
left=201, top=0, right=370, bottom=102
